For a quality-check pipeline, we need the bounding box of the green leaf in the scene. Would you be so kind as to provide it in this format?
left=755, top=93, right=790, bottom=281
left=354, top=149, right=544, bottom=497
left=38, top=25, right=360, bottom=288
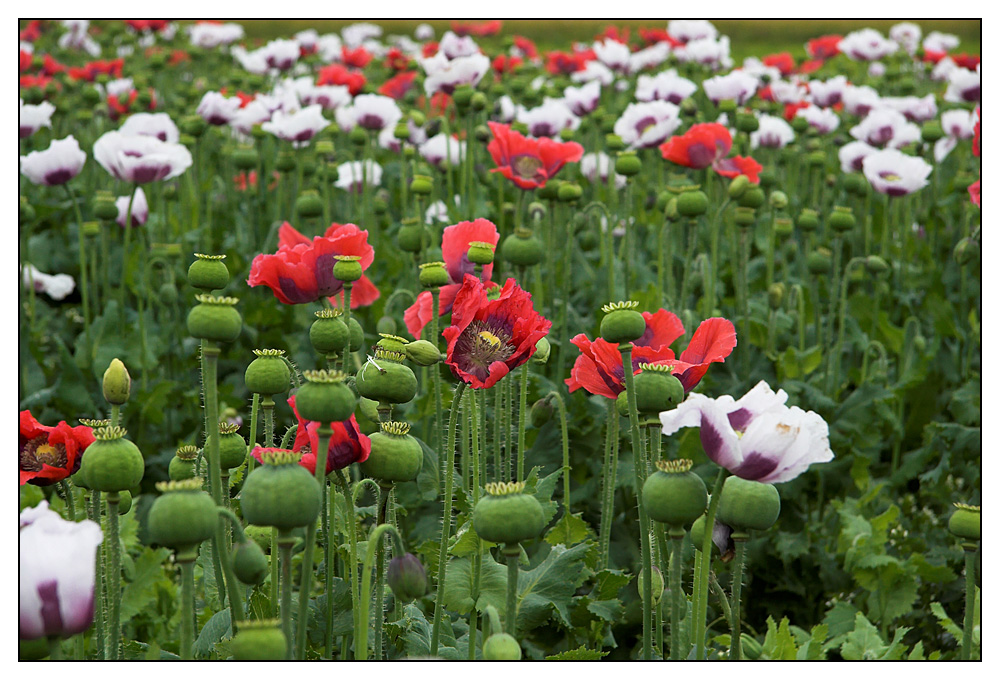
left=930, top=601, right=963, bottom=640
left=546, top=646, right=608, bottom=660
left=761, top=616, right=798, bottom=660
left=586, top=598, right=624, bottom=622
left=907, top=641, right=926, bottom=660
left=840, top=612, right=885, bottom=660
left=881, top=626, right=912, bottom=660
left=544, top=512, right=593, bottom=547
left=516, top=543, right=590, bottom=632
left=440, top=553, right=506, bottom=616
left=451, top=519, right=496, bottom=557
left=795, top=624, right=829, bottom=660
left=523, top=466, right=562, bottom=527
left=388, top=603, right=465, bottom=659
left=120, top=546, right=171, bottom=624
left=193, top=609, right=231, bottom=659
left=592, top=569, right=632, bottom=601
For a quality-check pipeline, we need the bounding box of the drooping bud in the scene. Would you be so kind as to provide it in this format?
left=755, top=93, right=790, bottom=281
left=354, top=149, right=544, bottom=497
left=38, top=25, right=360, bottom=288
left=532, top=336, right=551, bottom=364
left=639, top=566, right=665, bottom=605
left=768, top=283, right=786, bottom=310
left=232, top=538, right=269, bottom=585
left=102, top=358, right=131, bottom=406
left=387, top=553, right=428, bottom=602
left=405, top=339, right=442, bottom=366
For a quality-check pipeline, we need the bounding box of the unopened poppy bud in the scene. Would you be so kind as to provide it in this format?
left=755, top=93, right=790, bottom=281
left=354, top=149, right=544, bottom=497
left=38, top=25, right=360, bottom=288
left=605, top=134, right=625, bottom=152
left=392, top=120, right=411, bottom=141
left=483, top=633, right=522, bottom=660
left=681, top=98, right=698, bottom=116
left=180, top=114, right=206, bottom=138
left=559, top=127, right=576, bottom=142
left=405, top=339, right=442, bottom=366
left=467, top=241, right=496, bottom=265
left=245, top=349, right=291, bottom=396
left=769, top=190, right=788, bottom=210
left=677, top=190, right=709, bottom=217
left=348, top=126, right=368, bottom=147
left=410, top=174, right=433, bottom=195
left=921, top=120, right=944, bottom=143
left=768, top=283, right=786, bottom=309
left=717, top=476, right=780, bottom=534
left=419, top=261, right=450, bottom=288
left=187, top=294, right=242, bottom=343
left=470, top=91, right=488, bottom=112
left=806, top=249, right=832, bottom=275
left=843, top=173, right=866, bottom=196
left=230, top=619, right=287, bottom=661
left=828, top=206, right=856, bottom=232
left=728, top=175, right=750, bottom=199
left=639, top=566, right=665, bottom=605
left=557, top=182, right=583, bottom=203
left=532, top=336, right=551, bottom=364
left=738, top=186, right=765, bottom=209
left=295, top=190, right=323, bottom=218
left=82, top=86, right=102, bottom=106
left=275, top=149, right=296, bottom=172
left=231, top=145, right=259, bottom=170
left=530, top=398, right=553, bottom=427
left=948, top=503, right=980, bottom=542
left=333, top=255, right=363, bottom=282
left=188, top=253, right=230, bottom=291
left=734, top=206, right=756, bottom=227
left=796, top=208, right=819, bottom=232
left=954, top=238, right=980, bottom=266
left=474, top=124, right=491, bottom=142
left=615, top=151, right=642, bottom=177
left=93, top=191, right=119, bottom=221
left=387, top=553, right=427, bottom=602
left=232, top=538, right=269, bottom=585
left=102, top=358, right=131, bottom=406
left=453, top=84, right=474, bottom=110
left=600, top=300, right=646, bottom=344
left=735, top=111, right=759, bottom=133
left=408, top=109, right=426, bottom=126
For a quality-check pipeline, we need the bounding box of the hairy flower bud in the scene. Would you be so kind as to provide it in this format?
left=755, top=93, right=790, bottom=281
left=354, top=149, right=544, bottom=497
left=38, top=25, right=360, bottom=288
left=387, top=553, right=427, bottom=602
left=102, top=358, right=131, bottom=406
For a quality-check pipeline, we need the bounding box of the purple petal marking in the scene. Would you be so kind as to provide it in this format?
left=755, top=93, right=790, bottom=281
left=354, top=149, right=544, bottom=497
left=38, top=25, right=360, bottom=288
left=699, top=414, right=726, bottom=464
left=733, top=451, right=780, bottom=481
left=37, top=579, right=64, bottom=637
left=277, top=276, right=319, bottom=304
left=727, top=407, right=752, bottom=433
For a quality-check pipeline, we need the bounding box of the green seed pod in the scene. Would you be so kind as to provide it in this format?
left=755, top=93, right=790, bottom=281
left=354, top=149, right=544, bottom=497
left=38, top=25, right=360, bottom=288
left=410, top=174, right=433, bottom=195
left=759, top=170, right=777, bottom=189
left=356, top=348, right=418, bottom=404
left=245, top=349, right=291, bottom=396
left=768, top=283, right=786, bottom=310
left=295, top=190, right=323, bottom=218
left=362, top=422, right=422, bottom=482
left=728, top=175, right=750, bottom=199
left=735, top=111, right=759, bottom=133
left=615, top=152, right=642, bottom=177
left=717, top=476, right=781, bottom=533
left=393, top=120, right=411, bottom=141
left=768, top=190, right=788, bottom=210
left=387, top=552, right=428, bottom=602
left=642, top=459, right=708, bottom=529
left=557, top=182, right=583, bottom=203
left=791, top=116, right=809, bottom=133
left=275, top=149, right=297, bottom=172
left=600, top=301, right=646, bottom=344
left=738, top=187, right=766, bottom=209
left=231, top=145, right=259, bottom=170
left=828, top=206, right=856, bottom=232
left=536, top=180, right=562, bottom=201
left=348, top=317, right=363, bottom=351
left=232, top=538, right=269, bottom=585
left=633, top=364, right=685, bottom=414
left=218, top=422, right=247, bottom=470
left=187, top=294, right=242, bottom=343
left=467, top=240, right=496, bottom=266
left=616, top=390, right=630, bottom=418
left=169, top=445, right=198, bottom=481
left=452, top=84, right=474, bottom=110
left=473, top=481, right=545, bottom=545
left=559, top=127, right=576, bottom=142
left=180, top=114, right=207, bottom=138
left=483, top=633, right=522, bottom=660
left=502, top=230, right=545, bottom=267
left=244, top=524, right=272, bottom=553
left=948, top=503, right=980, bottom=541
left=690, top=515, right=719, bottom=555
left=530, top=398, right=553, bottom=428
left=655, top=190, right=672, bottom=212
left=734, top=206, right=757, bottom=227
left=102, top=358, right=131, bottom=406
left=843, top=173, right=867, bottom=196
left=92, top=191, right=118, bottom=221
left=348, top=126, right=368, bottom=147
left=718, top=99, right=737, bottom=113
left=230, top=619, right=287, bottom=660
left=333, top=255, right=363, bottom=283
left=773, top=217, right=793, bottom=237
left=419, top=261, right=450, bottom=288
left=920, top=120, right=944, bottom=143
left=806, top=249, right=833, bottom=275
left=796, top=209, right=819, bottom=232
left=806, top=150, right=826, bottom=167
left=80, top=427, right=144, bottom=493
left=310, top=308, right=350, bottom=355
left=677, top=190, right=709, bottom=217
left=639, top=566, right=665, bottom=605
left=296, top=370, right=357, bottom=423
left=397, top=219, right=430, bottom=253
left=405, top=339, right=442, bottom=366
left=241, top=450, right=321, bottom=530
left=117, top=489, right=133, bottom=515
left=147, top=478, right=216, bottom=557
left=605, top=134, right=626, bottom=152
left=187, top=253, right=230, bottom=291
left=954, top=237, right=980, bottom=266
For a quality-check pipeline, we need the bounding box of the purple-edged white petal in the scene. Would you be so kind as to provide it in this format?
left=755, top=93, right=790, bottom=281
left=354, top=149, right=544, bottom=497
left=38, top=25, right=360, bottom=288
left=19, top=99, right=55, bottom=138
left=756, top=407, right=834, bottom=483
left=93, top=131, right=192, bottom=183
left=116, top=187, right=148, bottom=228
left=119, top=112, right=180, bottom=143
left=20, top=135, right=87, bottom=186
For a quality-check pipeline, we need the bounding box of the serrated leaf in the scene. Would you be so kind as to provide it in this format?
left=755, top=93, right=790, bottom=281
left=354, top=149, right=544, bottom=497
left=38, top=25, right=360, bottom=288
left=450, top=519, right=496, bottom=557
left=546, top=646, right=608, bottom=660
left=761, top=616, right=798, bottom=660
left=120, top=546, right=171, bottom=624
left=440, top=553, right=506, bottom=616
left=592, top=569, right=632, bottom=601
left=389, top=603, right=465, bottom=659
left=516, top=542, right=590, bottom=632
left=544, top=511, right=593, bottom=547
left=840, top=612, right=885, bottom=660
left=930, top=601, right=963, bottom=640
left=193, top=609, right=231, bottom=659
left=585, top=598, right=624, bottom=622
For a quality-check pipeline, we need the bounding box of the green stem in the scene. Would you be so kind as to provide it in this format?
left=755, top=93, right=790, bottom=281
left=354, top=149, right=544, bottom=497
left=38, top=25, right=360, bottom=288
left=430, top=382, right=466, bottom=656
left=179, top=558, right=195, bottom=660
left=262, top=396, right=275, bottom=447
left=340, top=283, right=353, bottom=372
left=59, top=480, right=76, bottom=521
left=324, top=479, right=336, bottom=658
left=504, top=545, right=520, bottom=636
left=356, top=524, right=406, bottom=660
left=110, top=404, right=121, bottom=428
left=270, top=527, right=279, bottom=619
left=374, top=485, right=393, bottom=660
left=90, top=490, right=105, bottom=659
left=65, top=183, right=91, bottom=355
left=678, top=218, right=699, bottom=310
left=517, top=364, right=529, bottom=482
left=962, top=546, right=977, bottom=660
left=729, top=536, right=748, bottom=660
left=547, top=391, right=571, bottom=515
left=247, top=393, right=260, bottom=476
left=431, top=288, right=443, bottom=452
left=599, top=401, right=619, bottom=570
left=278, top=535, right=294, bottom=660
left=336, top=470, right=361, bottom=658
left=695, top=468, right=729, bottom=659
left=118, top=186, right=137, bottom=330
left=105, top=493, right=122, bottom=660
left=670, top=533, right=684, bottom=660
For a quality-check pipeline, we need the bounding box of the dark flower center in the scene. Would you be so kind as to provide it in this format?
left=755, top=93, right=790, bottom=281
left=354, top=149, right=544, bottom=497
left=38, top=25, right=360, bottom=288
left=511, top=154, right=543, bottom=180
left=20, top=435, right=67, bottom=471
left=454, top=320, right=515, bottom=380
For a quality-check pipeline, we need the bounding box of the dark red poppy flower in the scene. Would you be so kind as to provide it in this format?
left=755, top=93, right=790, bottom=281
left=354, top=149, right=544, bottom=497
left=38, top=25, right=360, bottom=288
left=953, top=53, right=981, bottom=70
left=660, top=123, right=762, bottom=183
left=566, top=312, right=736, bottom=397
left=169, top=50, right=190, bottom=66
left=783, top=101, right=811, bottom=122
left=42, top=54, right=65, bottom=76
left=545, top=50, right=590, bottom=75
left=20, top=74, right=53, bottom=91
left=248, top=222, right=379, bottom=308
left=379, top=71, right=417, bottom=100
left=19, top=49, right=32, bottom=72
left=20, top=411, right=94, bottom=487
left=384, top=47, right=412, bottom=72
left=283, top=395, right=370, bottom=474
left=512, top=36, right=539, bottom=61
left=421, top=41, right=439, bottom=58
left=922, top=50, right=947, bottom=64
left=492, top=54, right=523, bottom=75
left=598, top=25, right=630, bottom=44
left=404, top=219, right=500, bottom=339
left=973, top=107, right=980, bottom=157
left=125, top=19, right=170, bottom=33
left=451, top=20, right=502, bottom=37
left=341, top=45, right=373, bottom=68
left=763, top=52, right=796, bottom=76
left=443, top=275, right=551, bottom=389
left=639, top=28, right=683, bottom=48
left=797, top=59, right=825, bottom=75
left=20, top=20, right=42, bottom=42
left=317, top=63, right=366, bottom=96
left=487, top=122, right=584, bottom=190
left=714, top=155, right=763, bottom=183
left=969, top=179, right=981, bottom=208
left=807, top=35, right=842, bottom=60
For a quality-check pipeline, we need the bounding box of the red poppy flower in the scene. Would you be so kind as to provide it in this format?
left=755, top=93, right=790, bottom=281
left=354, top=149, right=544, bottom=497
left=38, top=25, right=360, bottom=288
left=317, top=63, right=366, bottom=96
left=922, top=50, right=947, bottom=64
left=783, top=101, right=811, bottom=122
left=512, top=36, right=539, bottom=61
left=639, top=28, right=683, bottom=48
left=660, top=123, right=761, bottom=183
left=969, top=179, right=981, bottom=208
left=545, top=50, right=590, bottom=75
left=404, top=218, right=500, bottom=339
left=280, top=395, right=370, bottom=475
left=341, top=45, right=373, bottom=69
left=797, top=59, right=825, bottom=75
left=492, top=54, right=523, bottom=76
left=451, top=20, right=502, bottom=37
left=20, top=411, right=94, bottom=487
left=42, top=54, right=65, bottom=76
left=248, top=221, right=379, bottom=308
left=443, top=275, right=551, bottom=389
left=487, top=122, right=584, bottom=191
left=125, top=19, right=169, bottom=33
left=973, top=108, right=980, bottom=157
left=384, top=47, right=412, bottom=72
left=714, top=155, right=763, bottom=184
left=421, top=41, right=439, bottom=58
left=20, top=74, right=52, bottom=91
left=763, top=52, right=796, bottom=76
left=20, top=20, right=42, bottom=42
left=169, top=50, right=191, bottom=66
left=807, top=35, right=842, bottom=60
left=379, top=71, right=417, bottom=100
left=19, top=49, right=32, bottom=72
left=598, top=25, right=630, bottom=45
left=953, top=53, right=981, bottom=70
left=566, top=312, right=736, bottom=397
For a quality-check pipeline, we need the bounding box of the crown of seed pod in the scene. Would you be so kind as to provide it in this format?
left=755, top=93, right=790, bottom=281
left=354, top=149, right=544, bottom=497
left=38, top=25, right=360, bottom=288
left=187, top=294, right=242, bottom=343
left=361, top=421, right=423, bottom=483
left=79, top=426, right=144, bottom=493
left=245, top=349, right=291, bottom=396
left=310, top=308, right=351, bottom=355
left=796, top=208, right=819, bottom=232
left=187, top=253, right=230, bottom=292
left=473, top=481, right=545, bottom=545
left=217, top=422, right=248, bottom=470
left=241, top=449, right=321, bottom=530
left=717, top=476, right=781, bottom=535
left=356, top=347, right=418, bottom=405
left=948, top=503, right=981, bottom=542
left=333, top=254, right=363, bottom=283
left=418, top=261, right=450, bottom=288
left=296, top=370, right=357, bottom=424
left=147, top=478, right=217, bottom=560
left=230, top=619, right=287, bottom=661
left=169, top=444, right=199, bottom=481
left=633, top=363, right=685, bottom=414
left=600, top=300, right=646, bottom=344
left=376, top=333, right=409, bottom=354
left=642, top=459, right=708, bottom=531
left=467, top=241, right=496, bottom=266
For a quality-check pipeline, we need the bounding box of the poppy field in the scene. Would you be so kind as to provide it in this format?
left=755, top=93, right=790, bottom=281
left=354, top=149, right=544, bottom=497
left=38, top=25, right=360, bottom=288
left=18, top=19, right=981, bottom=662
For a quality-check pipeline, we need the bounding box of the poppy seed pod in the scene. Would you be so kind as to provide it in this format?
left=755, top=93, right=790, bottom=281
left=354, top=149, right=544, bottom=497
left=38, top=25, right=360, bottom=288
left=187, top=253, right=230, bottom=291
left=230, top=619, right=287, bottom=660
left=410, top=174, right=433, bottom=195
left=245, top=349, right=291, bottom=396
left=393, top=120, right=411, bottom=141
left=473, top=481, right=545, bottom=545
left=310, top=308, right=350, bottom=355
left=232, top=538, right=269, bottom=585
left=633, top=364, right=685, bottom=414
left=807, top=249, right=833, bottom=275
left=147, top=478, right=217, bottom=558
left=419, top=261, right=450, bottom=288
left=948, top=503, right=980, bottom=542
left=768, top=190, right=789, bottom=210
left=405, top=339, right=442, bottom=366
left=187, top=295, right=242, bottom=343
left=376, top=333, right=408, bottom=355
left=356, top=347, right=418, bottom=405
left=734, top=206, right=756, bottom=227
left=677, top=190, right=709, bottom=217
left=557, top=182, right=583, bottom=203
left=483, top=633, right=522, bottom=660
left=180, top=114, right=207, bottom=137
left=738, top=186, right=766, bottom=209
left=537, top=180, right=562, bottom=201
left=759, top=170, right=777, bottom=189
left=828, top=206, right=856, bottom=232
left=453, top=84, right=474, bottom=110
left=642, top=459, right=708, bottom=530
left=559, top=127, right=576, bottom=142
left=332, top=255, right=363, bottom=283
left=231, top=145, right=259, bottom=170
left=295, top=370, right=357, bottom=423
left=241, top=449, right=321, bottom=530
left=796, top=209, right=819, bottom=232
left=217, top=422, right=247, bottom=470
left=387, top=552, right=428, bottom=602
left=600, top=300, right=646, bottom=344
left=920, top=120, right=944, bottom=143
left=843, top=173, right=866, bottom=196
left=169, top=445, right=198, bottom=481
left=735, top=111, right=759, bottom=133
left=467, top=241, right=496, bottom=266
left=349, top=126, right=368, bottom=146
left=102, top=358, right=131, bottom=406
left=502, top=230, right=545, bottom=267
left=348, top=317, right=364, bottom=352
left=93, top=191, right=119, bottom=221
left=615, top=151, right=642, bottom=177
left=295, top=190, right=323, bottom=218
left=728, top=175, right=750, bottom=200
left=717, top=476, right=781, bottom=534
left=397, top=219, right=430, bottom=253
left=79, top=426, right=144, bottom=493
